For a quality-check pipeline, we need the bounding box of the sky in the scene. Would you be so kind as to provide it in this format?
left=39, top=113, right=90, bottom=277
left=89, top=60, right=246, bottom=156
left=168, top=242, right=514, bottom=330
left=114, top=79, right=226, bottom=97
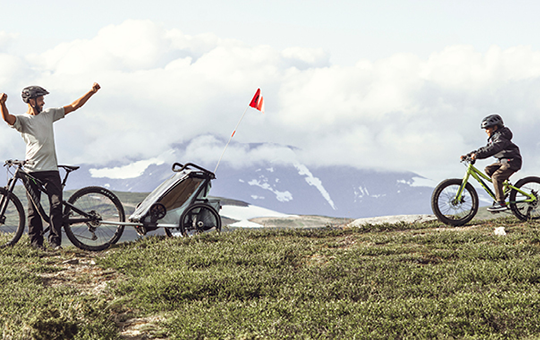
left=2, top=0, right=540, bottom=183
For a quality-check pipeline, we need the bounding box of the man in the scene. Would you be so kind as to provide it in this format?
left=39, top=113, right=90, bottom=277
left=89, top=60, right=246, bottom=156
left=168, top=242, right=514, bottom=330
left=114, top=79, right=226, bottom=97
left=0, top=83, right=101, bottom=250
left=461, top=114, right=522, bottom=212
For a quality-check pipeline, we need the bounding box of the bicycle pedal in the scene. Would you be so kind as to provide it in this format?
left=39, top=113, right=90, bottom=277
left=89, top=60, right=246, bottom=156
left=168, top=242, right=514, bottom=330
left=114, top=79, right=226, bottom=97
left=135, top=225, right=147, bottom=236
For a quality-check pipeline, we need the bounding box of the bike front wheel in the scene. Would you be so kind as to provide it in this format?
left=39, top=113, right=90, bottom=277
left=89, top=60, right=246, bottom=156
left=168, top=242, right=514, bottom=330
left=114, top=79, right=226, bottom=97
left=0, top=188, right=25, bottom=247
left=509, top=176, right=540, bottom=221
left=431, top=178, right=479, bottom=226
left=179, top=203, right=221, bottom=237
left=64, top=186, right=125, bottom=251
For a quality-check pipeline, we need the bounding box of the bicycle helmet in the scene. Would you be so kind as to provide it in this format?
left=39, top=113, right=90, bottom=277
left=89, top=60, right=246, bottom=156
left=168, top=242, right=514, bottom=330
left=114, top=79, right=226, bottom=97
left=21, top=86, right=49, bottom=104
left=480, top=114, right=504, bottom=129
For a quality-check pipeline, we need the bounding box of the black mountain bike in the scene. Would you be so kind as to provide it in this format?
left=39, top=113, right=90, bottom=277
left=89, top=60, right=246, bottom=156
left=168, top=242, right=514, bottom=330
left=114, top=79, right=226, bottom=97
left=0, top=160, right=125, bottom=251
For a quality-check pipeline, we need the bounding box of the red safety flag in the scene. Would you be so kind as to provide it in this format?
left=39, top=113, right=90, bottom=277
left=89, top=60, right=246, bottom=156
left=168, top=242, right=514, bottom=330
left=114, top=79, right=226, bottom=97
left=214, top=88, right=265, bottom=173
left=249, top=88, right=265, bottom=113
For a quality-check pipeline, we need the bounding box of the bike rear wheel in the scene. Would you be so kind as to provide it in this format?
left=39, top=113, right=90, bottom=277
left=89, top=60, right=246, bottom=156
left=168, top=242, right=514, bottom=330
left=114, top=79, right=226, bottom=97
left=431, top=178, right=479, bottom=226
left=0, top=188, right=25, bottom=247
left=509, top=176, right=540, bottom=221
left=64, top=186, right=125, bottom=251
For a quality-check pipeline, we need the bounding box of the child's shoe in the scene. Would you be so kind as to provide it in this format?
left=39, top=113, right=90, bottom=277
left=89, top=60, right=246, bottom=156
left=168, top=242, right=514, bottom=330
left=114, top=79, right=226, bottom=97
left=487, top=202, right=508, bottom=212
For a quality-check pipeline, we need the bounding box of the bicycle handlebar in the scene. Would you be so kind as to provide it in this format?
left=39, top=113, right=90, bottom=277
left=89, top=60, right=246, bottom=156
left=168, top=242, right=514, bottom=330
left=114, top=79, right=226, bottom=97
left=4, top=159, right=32, bottom=167
left=460, top=156, right=476, bottom=165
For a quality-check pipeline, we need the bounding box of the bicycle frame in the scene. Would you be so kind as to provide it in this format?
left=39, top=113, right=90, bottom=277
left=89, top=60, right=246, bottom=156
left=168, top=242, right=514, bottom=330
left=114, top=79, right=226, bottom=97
left=1, top=163, right=105, bottom=228
left=456, top=161, right=536, bottom=205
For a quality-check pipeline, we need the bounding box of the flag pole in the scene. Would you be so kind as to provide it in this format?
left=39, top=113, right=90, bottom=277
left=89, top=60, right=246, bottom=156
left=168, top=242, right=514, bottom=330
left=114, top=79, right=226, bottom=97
left=214, top=105, right=249, bottom=174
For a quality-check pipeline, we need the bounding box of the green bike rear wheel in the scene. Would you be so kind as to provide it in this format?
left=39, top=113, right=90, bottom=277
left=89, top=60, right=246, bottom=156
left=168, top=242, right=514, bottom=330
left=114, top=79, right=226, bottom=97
left=431, top=178, right=479, bottom=226
left=509, top=176, right=540, bottom=221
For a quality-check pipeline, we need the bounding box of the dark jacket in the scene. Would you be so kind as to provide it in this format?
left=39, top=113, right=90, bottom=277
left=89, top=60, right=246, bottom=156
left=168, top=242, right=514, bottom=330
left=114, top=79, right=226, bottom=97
left=472, top=126, right=522, bottom=170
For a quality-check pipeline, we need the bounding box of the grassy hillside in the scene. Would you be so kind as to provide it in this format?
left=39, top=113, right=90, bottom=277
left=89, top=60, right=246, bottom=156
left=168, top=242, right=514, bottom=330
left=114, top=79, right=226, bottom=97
left=1, top=215, right=540, bottom=339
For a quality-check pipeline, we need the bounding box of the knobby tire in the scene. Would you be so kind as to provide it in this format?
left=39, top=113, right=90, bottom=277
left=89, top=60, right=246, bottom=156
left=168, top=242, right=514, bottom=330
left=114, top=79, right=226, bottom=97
left=431, top=178, right=479, bottom=226
left=64, top=186, right=125, bottom=251
left=0, top=187, right=25, bottom=247
left=509, top=176, right=540, bottom=221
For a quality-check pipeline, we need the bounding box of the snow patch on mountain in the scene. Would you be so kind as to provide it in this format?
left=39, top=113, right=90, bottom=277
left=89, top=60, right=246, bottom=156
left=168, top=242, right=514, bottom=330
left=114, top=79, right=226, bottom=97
left=244, top=175, right=294, bottom=202
left=354, top=186, right=370, bottom=199
left=220, top=204, right=296, bottom=228
left=294, top=163, right=336, bottom=210
left=410, top=176, right=437, bottom=188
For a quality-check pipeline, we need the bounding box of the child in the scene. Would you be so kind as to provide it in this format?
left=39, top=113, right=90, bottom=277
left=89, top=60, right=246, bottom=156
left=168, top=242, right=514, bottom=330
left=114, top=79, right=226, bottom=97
left=461, top=114, right=522, bottom=212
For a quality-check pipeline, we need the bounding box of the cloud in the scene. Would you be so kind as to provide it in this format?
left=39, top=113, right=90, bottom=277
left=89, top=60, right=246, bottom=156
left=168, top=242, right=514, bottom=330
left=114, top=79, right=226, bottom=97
left=2, top=20, right=540, bottom=183
left=0, top=31, right=18, bottom=52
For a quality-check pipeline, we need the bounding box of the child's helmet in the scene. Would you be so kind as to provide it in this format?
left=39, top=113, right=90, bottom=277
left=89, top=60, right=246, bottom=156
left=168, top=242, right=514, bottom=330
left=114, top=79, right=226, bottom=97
left=481, top=114, right=504, bottom=129
left=21, top=86, right=49, bottom=103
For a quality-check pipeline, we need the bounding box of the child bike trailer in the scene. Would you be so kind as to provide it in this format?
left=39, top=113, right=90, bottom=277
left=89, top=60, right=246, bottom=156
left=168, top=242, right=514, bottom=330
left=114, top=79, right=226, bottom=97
left=129, top=162, right=221, bottom=237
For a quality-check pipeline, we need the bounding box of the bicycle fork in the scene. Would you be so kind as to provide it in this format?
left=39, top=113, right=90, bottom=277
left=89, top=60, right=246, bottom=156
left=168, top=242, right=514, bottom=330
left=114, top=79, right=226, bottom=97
left=454, top=172, right=473, bottom=205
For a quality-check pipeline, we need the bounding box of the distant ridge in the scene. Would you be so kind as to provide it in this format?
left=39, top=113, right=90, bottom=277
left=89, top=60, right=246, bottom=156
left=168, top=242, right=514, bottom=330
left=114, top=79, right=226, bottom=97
left=59, top=161, right=435, bottom=218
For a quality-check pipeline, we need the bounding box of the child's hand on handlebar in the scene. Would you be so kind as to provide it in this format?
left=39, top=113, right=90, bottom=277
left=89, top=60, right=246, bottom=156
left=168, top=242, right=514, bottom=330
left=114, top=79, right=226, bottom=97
left=460, top=153, right=477, bottom=162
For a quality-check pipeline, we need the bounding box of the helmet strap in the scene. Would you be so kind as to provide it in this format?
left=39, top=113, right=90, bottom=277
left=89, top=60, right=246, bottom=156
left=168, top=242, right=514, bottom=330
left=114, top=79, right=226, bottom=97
left=30, top=98, right=42, bottom=114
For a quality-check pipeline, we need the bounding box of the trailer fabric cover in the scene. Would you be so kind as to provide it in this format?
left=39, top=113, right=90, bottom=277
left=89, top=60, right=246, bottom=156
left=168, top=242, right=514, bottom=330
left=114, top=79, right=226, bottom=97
left=129, top=170, right=205, bottom=222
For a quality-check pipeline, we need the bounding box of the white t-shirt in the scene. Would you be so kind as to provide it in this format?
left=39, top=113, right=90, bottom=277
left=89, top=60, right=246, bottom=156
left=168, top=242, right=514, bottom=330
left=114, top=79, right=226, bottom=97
left=11, top=107, right=65, bottom=172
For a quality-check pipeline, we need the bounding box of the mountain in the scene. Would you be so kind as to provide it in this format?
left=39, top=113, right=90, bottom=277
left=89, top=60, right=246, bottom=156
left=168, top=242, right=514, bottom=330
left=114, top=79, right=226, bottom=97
left=61, top=159, right=435, bottom=219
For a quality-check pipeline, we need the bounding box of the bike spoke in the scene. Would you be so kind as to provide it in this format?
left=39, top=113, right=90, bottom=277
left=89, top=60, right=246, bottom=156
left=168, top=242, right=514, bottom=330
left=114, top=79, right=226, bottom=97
left=432, top=178, right=478, bottom=226
left=511, top=179, right=540, bottom=220
left=438, top=187, right=473, bottom=219
left=65, top=188, right=125, bottom=250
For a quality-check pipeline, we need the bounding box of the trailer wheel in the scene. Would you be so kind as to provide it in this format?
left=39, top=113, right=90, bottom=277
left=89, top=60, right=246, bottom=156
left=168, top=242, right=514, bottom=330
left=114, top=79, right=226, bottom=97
left=179, top=203, right=221, bottom=237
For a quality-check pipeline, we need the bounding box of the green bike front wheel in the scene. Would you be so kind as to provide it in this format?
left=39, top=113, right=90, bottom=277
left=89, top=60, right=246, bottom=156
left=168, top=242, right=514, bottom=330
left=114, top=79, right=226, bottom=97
left=431, top=178, right=479, bottom=226
left=509, top=176, right=540, bottom=221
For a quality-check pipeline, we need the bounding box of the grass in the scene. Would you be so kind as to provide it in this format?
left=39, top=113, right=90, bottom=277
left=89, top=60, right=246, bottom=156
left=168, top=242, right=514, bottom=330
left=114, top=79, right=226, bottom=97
left=2, top=216, right=540, bottom=339
left=0, top=245, right=119, bottom=339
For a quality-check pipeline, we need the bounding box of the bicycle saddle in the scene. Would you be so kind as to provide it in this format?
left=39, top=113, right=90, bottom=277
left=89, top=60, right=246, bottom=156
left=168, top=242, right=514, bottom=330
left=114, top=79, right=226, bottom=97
left=58, top=165, right=80, bottom=172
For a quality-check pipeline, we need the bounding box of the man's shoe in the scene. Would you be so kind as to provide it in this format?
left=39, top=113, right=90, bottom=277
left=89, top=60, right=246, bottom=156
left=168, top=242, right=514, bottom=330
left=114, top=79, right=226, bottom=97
left=53, top=245, right=63, bottom=251
left=487, top=202, right=508, bottom=213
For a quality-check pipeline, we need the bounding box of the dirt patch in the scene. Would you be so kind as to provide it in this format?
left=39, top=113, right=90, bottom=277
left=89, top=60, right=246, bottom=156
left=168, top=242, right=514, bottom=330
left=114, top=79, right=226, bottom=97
left=117, top=316, right=167, bottom=339
left=37, top=250, right=166, bottom=339
left=39, top=254, right=118, bottom=295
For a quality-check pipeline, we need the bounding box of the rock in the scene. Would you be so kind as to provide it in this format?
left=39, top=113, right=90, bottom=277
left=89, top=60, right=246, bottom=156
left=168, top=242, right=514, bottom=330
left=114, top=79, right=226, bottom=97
left=494, top=227, right=506, bottom=236
left=347, top=214, right=437, bottom=227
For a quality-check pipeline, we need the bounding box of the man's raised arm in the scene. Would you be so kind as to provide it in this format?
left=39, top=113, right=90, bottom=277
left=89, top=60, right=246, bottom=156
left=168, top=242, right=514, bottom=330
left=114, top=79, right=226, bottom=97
left=0, top=93, right=15, bottom=126
left=64, top=82, right=101, bottom=115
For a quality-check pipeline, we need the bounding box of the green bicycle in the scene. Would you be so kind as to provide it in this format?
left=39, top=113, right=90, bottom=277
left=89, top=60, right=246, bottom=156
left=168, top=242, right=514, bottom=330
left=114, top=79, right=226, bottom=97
left=431, top=157, right=540, bottom=226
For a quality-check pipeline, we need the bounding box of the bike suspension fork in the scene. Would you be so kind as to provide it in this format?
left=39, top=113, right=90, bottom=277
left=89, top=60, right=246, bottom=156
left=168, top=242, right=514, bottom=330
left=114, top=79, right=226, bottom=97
left=455, top=171, right=472, bottom=201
